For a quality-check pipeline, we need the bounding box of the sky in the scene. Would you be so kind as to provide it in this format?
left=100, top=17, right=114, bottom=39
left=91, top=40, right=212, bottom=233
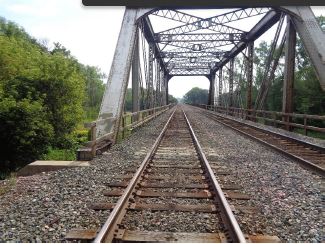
left=0, top=1, right=324, bottom=98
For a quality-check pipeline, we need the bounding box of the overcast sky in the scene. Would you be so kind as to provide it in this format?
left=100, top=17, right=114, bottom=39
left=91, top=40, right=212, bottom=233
left=0, top=1, right=324, bottom=98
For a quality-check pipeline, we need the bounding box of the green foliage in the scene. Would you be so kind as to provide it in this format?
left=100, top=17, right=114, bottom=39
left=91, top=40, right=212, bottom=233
left=0, top=17, right=105, bottom=174
left=168, top=94, right=178, bottom=104
left=0, top=97, right=53, bottom=172
left=183, top=87, right=208, bottom=104
left=82, top=65, right=106, bottom=121
left=41, top=148, right=76, bottom=161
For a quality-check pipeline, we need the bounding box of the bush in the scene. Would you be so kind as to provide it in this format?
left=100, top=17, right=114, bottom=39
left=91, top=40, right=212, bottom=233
left=0, top=97, right=53, bottom=173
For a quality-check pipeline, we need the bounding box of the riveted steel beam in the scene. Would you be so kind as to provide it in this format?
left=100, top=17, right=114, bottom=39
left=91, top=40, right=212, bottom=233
left=98, top=8, right=139, bottom=142
left=229, top=58, right=234, bottom=107
left=157, top=8, right=269, bottom=35
left=155, top=33, right=244, bottom=42
left=282, top=16, right=296, bottom=131
left=282, top=6, right=325, bottom=90
left=218, top=68, right=223, bottom=106
left=212, top=10, right=281, bottom=73
left=246, top=42, right=254, bottom=110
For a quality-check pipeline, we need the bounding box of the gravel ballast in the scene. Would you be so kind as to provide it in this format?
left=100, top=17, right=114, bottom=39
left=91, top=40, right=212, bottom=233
left=0, top=108, right=174, bottom=243
left=183, top=105, right=324, bottom=243
left=0, top=104, right=323, bottom=242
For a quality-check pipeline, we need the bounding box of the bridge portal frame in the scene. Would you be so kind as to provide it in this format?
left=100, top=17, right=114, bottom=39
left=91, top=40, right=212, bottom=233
left=97, top=6, right=325, bottom=145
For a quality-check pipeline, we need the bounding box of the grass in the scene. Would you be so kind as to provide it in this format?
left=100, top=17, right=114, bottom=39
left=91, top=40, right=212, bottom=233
left=0, top=173, right=16, bottom=196
left=294, top=128, right=325, bottom=140
left=41, top=148, right=76, bottom=161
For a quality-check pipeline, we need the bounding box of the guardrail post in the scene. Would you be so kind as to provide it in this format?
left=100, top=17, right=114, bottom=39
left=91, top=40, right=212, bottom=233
left=304, top=115, right=307, bottom=136
left=91, top=124, right=97, bottom=157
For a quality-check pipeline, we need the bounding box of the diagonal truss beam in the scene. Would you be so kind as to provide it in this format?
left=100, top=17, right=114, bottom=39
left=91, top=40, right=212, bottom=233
left=151, top=9, right=201, bottom=24
left=157, top=8, right=269, bottom=35
left=212, top=9, right=281, bottom=73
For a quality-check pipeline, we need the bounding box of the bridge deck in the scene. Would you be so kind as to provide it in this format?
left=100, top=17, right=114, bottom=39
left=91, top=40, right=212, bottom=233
left=0, top=105, right=323, bottom=243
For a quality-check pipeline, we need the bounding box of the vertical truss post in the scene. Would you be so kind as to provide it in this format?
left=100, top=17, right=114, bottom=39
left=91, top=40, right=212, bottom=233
left=218, top=68, right=223, bottom=106
left=132, top=28, right=140, bottom=120
left=229, top=58, right=234, bottom=107
left=208, top=72, right=216, bottom=106
left=282, top=16, right=296, bottom=131
left=97, top=8, right=139, bottom=143
left=155, top=60, right=161, bottom=107
left=166, top=75, right=170, bottom=105
left=148, top=43, right=154, bottom=110
left=159, top=70, right=164, bottom=105
left=246, top=42, right=254, bottom=119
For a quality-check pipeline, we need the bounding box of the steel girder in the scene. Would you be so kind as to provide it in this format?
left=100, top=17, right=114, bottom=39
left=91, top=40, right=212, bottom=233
left=156, top=33, right=244, bottom=42
left=282, top=7, right=325, bottom=91
left=156, top=8, right=268, bottom=35
left=148, top=8, right=273, bottom=77
left=212, top=10, right=281, bottom=73
left=97, top=8, right=139, bottom=141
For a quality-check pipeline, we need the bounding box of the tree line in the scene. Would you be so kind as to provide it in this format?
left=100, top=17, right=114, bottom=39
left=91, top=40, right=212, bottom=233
left=0, top=17, right=178, bottom=178
left=0, top=17, right=106, bottom=177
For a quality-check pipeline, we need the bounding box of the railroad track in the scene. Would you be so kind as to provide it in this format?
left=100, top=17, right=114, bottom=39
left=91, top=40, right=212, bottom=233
left=199, top=108, right=325, bottom=177
left=65, top=107, right=279, bottom=243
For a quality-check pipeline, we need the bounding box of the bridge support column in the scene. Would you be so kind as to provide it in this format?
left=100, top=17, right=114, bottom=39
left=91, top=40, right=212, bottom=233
left=208, top=73, right=216, bottom=106
left=218, top=68, right=223, bottom=106
left=166, top=77, right=169, bottom=105
left=97, top=8, right=140, bottom=142
left=282, top=16, right=296, bottom=131
left=246, top=42, right=254, bottom=111
left=132, top=29, right=140, bottom=118
left=229, top=58, right=234, bottom=107
left=148, top=43, right=154, bottom=109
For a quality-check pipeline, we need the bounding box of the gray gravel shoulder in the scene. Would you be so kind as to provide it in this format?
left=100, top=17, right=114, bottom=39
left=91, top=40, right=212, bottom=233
left=183, top=104, right=324, bottom=243
left=0, top=108, right=175, bottom=243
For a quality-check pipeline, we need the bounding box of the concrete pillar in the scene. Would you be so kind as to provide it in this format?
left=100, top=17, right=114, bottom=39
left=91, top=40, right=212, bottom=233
left=282, top=16, right=296, bottom=131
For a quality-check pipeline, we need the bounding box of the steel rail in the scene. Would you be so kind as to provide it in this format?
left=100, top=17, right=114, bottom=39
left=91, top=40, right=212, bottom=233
left=182, top=109, right=247, bottom=243
left=201, top=110, right=325, bottom=177
left=93, top=108, right=176, bottom=243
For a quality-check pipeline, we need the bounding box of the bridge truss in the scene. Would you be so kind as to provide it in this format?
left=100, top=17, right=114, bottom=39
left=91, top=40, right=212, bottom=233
left=96, top=6, right=325, bottom=145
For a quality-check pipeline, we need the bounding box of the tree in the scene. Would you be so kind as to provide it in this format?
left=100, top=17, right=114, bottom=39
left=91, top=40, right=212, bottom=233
left=0, top=97, right=53, bottom=174
left=183, top=87, right=209, bottom=104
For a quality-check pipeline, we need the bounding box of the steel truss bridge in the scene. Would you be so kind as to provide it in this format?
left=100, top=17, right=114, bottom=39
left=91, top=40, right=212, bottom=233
left=83, top=6, right=325, bottom=158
